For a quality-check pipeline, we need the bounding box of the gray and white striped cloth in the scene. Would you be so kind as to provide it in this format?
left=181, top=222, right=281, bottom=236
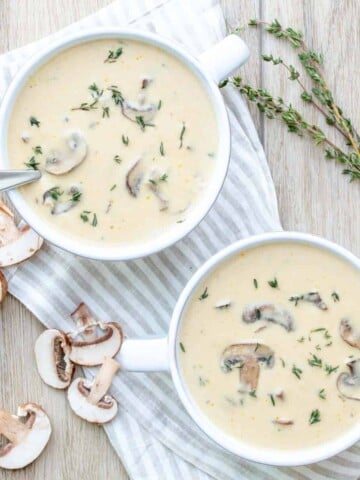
left=1, top=0, right=360, bottom=479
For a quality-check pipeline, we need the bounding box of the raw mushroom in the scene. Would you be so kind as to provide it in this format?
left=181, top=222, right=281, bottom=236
left=221, top=343, right=274, bottom=392
left=45, top=132, right=87, bottom=175
left=339, top=318, right=360, bottom=349
left=68, top=322, right=123, bottom=366
left=34, top=329, right=74, bottom=389
left=126, top=159, right=144, bottom=197
left=337, top=358, right=360, bottom=400
left=0, top=403, right=51, bottom=469
left=242, top=302, right=294, bottom=332
left=0, top=201, right=43, bottom=267
left=121, top=100, right=156, bottom=124
left=290, top=291, right=328, bottom=310
left=0, top=270, right=8, bottom=303
left=70, top=302, right=97, bottom=342
left=68, top=356, right=119, bottom=423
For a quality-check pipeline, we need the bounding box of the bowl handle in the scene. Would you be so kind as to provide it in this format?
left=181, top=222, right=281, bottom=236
left=199, top=34, right=250, bottom=84
left=118, top=336, right=170, bottom=372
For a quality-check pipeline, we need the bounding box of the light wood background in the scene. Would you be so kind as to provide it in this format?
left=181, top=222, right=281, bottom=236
left=0, top=1, right=359, bottom=479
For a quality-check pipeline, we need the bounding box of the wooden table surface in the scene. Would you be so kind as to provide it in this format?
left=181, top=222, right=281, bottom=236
left=0, top=1, right=359, bottom=478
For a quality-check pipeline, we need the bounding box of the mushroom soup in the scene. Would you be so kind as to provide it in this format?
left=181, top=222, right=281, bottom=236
left=179, top=242, right=360, bottom=450
left=7, top=39, right=218, bottom=244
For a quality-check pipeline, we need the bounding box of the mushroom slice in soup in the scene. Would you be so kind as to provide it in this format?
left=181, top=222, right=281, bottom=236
left=43, top=185, right=81, bottom=215
left=337, top=358, right=360, bottom=400
left=221, top=343, right=274, bottom=392
left=126, top=159, right=144, bottom=197
left=148, top=171, right=169, bottom=211
left=289, top=291, right=328, bottom=310
left=121, top=100, right=156, bottom=124
left=45, top=132, right=88, bottom=175
left=339, top=318, right=360, bottom=349
left=272, top=417, right=294, bottom=426
left=242, top=302, right=294, bottom=331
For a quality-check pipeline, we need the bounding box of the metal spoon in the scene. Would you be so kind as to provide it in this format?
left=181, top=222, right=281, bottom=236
left=0, top=170, right=42, bottom=193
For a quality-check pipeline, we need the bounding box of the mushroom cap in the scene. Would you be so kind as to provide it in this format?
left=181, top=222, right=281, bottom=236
left=337, top=359, right=360, bottom=400
left=67, top=378, right=118, bottom=424
left=0, top=269, right=8, bottom=303
left=35, top=329, right=74, bottom=389
left=45, top=132, right=87, bottom=175
left=242, top=302, right=294, bottom=331
left=339, top=318, right=360, bottom=349
left=0, top=403, right=51, bottom=469
left=0, top=224, right=43, bottom=267
left=68, top=322, right=123, bottom=366
left=70, top=302, right=97, bottom=341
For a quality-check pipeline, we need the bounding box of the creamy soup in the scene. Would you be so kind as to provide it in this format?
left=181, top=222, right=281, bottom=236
left=8, top=39, right=218, bottom=245
left=180, top=242, right=360, bottom=450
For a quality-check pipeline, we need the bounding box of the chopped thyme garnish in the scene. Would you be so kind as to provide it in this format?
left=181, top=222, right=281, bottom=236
left=80, top=210, right=91, bottom=222
left=311, top=328, right=326, bottom=332
left=48, top=187, right=63, bottom=201
left=160, top=141, right=165, bottom=156
left=199, top=287, right=209, bottom=300
left=107, top=85, right=124, bottom=105
left=218, top=79, right=229, bottom=88
left=179, top=124, right=186, bottom=148
left=308, top=353, right=322, bottom=368
left=289, top=294, right=302, bottom=306
left=32, top=145, right=42, bottom=155
left=29, top=116, right=40, bottom=127
left=331, top=291, right=340, bottom=302
left=280, top=358, right=286, bottom=368
left=268, top=277, right=279, bottom=288
left=324, top=363, right=339, bottom=375
left=148, top=174, right=168, bottom=187
left=319, top=388, right=326, bottom=400
left=122, top=134, right=129, bottom=145
left=110, top=184, right=117, bottom=191
left=71, top=99, right=98, bottom=111
left=198, top=376, right=209, bottom=386
left=24, top=156, right=39, bottom=170
left=297, top=336, right=305, bottom=343
left=71, top=191, right=82, bottom=202
left=253, top=278, right=258, bottom=289
left=255, top=308, right=261, bottom=319
left=157, top=99, right=162, bottom=110
left=102, top=106, right=110, bottom=118
left=292, top=365, right=303, bottom=379
left=159, top=173, right=168, bottom=182
left=179, top=342, right=185, bottom=353
left=135, top=115, right=155, bottom=131
left=269, top=394, right=275, bottom=406
left=249, top=390, right=257, bottom=398
left=104, top=47, right=123, bottom=63
left=88, top=83, right=103, bottom=97
left=91, top=213, right=98, bottom=227
left=113, top=155, right=122, bottom=164
left=309, top=409, right=321, bottom=425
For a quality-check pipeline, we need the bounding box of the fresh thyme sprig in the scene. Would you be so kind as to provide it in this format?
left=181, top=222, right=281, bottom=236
left=226, top=19, right=360, bottom=181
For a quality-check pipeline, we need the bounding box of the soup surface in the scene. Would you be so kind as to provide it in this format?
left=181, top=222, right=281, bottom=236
left=8, top=39, right=218, bottom=245
left=180, top=242, right=360, bottom=450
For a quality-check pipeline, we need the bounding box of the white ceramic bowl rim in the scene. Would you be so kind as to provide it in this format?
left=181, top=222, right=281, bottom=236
left=0, top=28, right=231, bottom=261
left=168, top=231, right=360, bottom=466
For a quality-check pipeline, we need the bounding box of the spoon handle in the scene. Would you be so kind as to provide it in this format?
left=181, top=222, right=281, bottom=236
left=0, top=170, right=42, bottom=192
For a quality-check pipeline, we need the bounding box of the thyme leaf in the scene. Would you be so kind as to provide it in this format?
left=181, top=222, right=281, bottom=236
left=309, top=409, right=321, bottom=425
left=199, top=287, right=209, bottom=300
left=29, top=116, right=40, bottom=127
left=104, top=47, right=123, bottom=63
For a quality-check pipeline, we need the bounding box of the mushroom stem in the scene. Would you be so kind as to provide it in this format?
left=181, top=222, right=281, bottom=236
left=87, top=357, right=120, bottom=405
left=0, top=409, right=28, bottom=444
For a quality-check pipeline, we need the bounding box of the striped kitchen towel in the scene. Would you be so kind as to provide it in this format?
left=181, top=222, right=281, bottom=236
left=1, top=0, right=359, bottom=479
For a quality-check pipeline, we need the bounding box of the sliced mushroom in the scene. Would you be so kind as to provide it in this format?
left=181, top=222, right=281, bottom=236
left=68, top=356, right=119, bottom=423
left=121, top=100, right=156, bottom=124
left=0, top=203, right=43, bottom=267
left=214, top=299, right=232, bottom=309
left=126, top=159, right=144, bottom=197
left=148, top=174, right=169, bottom=211
left=290, top=291, right=328, bottom=310
left=0, top=270, right=8, bottom=302
left=0, top=403, right=51, bottom=469
left=221, top=343, right=274, bottom=392
left=272, top=417, right=294, bottom=426
left=45, top=132, right=87, bottom=175
left=242, top=302, right=294, bottom=331
left=70, top=302, right=97, bottom=342
left=43, top=185, right=81, bottom=215
left=34, top=329, right=74, bottom=389
left=337, top=358, right=360, bottom=400
left=20, top=131, right=30, bottom=143
left=339, top=318, right=360, bottom=349
left=68, top=322, right=123, bottom=366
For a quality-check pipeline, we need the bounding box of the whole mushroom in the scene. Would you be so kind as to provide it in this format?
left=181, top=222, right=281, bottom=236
left=0, top=403, right=51, bottom=469
left=68, top=356, right=120, bottom=423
